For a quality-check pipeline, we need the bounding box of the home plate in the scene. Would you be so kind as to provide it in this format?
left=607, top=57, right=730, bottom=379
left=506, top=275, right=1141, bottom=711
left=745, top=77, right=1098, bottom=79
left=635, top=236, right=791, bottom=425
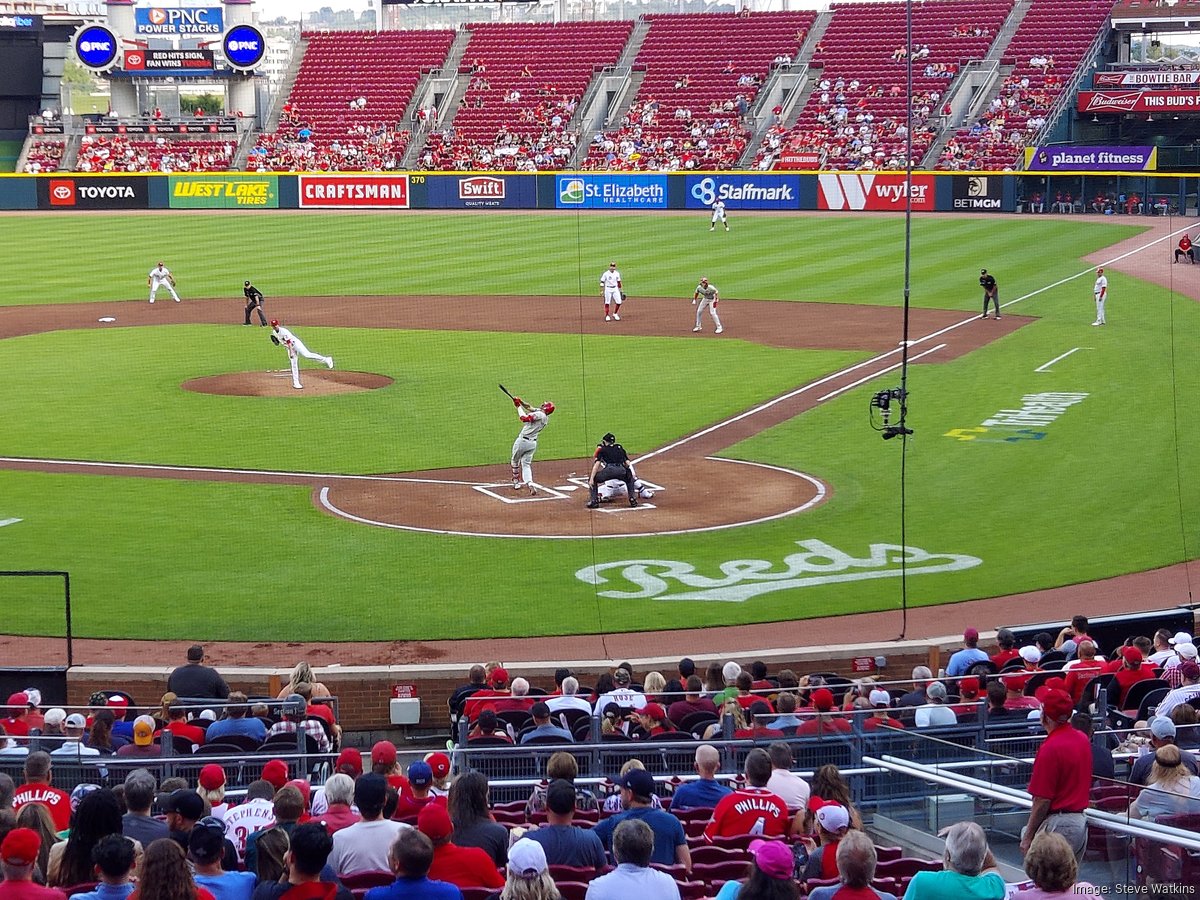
left=598, top=504, right=657, bottom=513
left=558, top=485, right=580, bottom=492
left=99, top=317, right=116, bottom=323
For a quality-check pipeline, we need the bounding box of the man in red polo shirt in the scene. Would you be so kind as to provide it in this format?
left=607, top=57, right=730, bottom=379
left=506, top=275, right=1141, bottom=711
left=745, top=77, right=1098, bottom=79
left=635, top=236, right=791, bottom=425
left=1021, top=689, right=1091, bottom=860
left=704, top=749, right=791, bottom=840
left=2, top=693, right=29, bottom=738
left=1112, top=646, right=1155, bottom=706
left=796, top=688, right=852, bottom=736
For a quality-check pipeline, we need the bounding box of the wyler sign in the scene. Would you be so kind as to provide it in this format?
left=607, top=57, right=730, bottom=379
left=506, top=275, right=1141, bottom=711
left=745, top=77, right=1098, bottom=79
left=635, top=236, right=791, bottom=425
left=135, top=6, right=223, bottom=35
left=817, top=173, right=935, bottom=211
left=38, top=177, right=148, bottom=210
left=951, top=175, right=1003, bottom=211
left=1024, top=145, right=1157, bottom=172
left=169, top=175, right=279, bottom=209
left=299, top=175, right=409, bottom=209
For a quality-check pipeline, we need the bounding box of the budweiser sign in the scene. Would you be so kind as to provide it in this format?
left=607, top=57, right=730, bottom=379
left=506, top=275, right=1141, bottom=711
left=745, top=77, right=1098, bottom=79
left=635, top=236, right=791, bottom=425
left=1079, top=89, right=1200, bottom=113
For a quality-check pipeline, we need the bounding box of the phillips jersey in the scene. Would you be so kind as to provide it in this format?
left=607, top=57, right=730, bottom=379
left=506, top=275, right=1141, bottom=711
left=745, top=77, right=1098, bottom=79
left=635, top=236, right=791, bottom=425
left=518, top=407, right=549, bottom=440
left=704, top=786, right=790, bottom=840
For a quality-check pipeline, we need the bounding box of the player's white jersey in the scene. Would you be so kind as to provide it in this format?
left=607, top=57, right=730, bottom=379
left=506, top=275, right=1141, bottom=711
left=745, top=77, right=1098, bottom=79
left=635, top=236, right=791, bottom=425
left=711, top=200, right=727, bottom=220
left=1094, top=275, right=1107, bottom=295
left=518, top=409, right=549, bottom=440
left=149, top=265, right=172, bottom=283
left=600, top=269, right=622, bottom=290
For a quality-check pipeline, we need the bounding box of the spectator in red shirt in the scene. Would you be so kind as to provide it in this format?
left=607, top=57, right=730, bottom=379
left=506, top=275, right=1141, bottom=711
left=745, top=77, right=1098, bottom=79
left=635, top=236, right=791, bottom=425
left=1113, top=646, right=1155, bottom=706
left=492, top=678, right=535, bottom=714
left=1021, top=689, right=1091, bottom=858
left=797, top=688, right=852, bottom=736
left=991, top=629, right=1020, bottom=668
left=734, top=701, right=785, bottom=741
left=463, top=668, right=511, bottom=721
left=733, top=672, right=774, bottom=712
left=1063, top=641, right=1104, bottom=703
left=635, top=703, right=672, bottom=738
left=3, top=694, right=30, bottom=738
left=950, top=677, right=983, bottom=718
left=316, top=774, right=360, bottom=835
left=419, top=803, right=503, bottom=890
left=371, top=742, right=411, bottom=793
left=863, top=689, right=906, bottom=730
left=704, top=749, right=791, bottom=840
left=12, top=753, right=71, bottom=832
left=667, top=676, right=717, bottom=725
left=1004, top=646, right=1043, bottom=698
left=393, top=762, right=444, bottom=821
left=160, top=703, right=204, bottom=747
left=1177, top=235, right=1196, bottom=264
left=0, top=828, right=66, bottom=900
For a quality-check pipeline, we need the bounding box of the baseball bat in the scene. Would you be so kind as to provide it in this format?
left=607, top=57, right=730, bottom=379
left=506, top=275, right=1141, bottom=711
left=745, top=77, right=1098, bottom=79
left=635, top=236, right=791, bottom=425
left=499, top=383, right=515, bottom=400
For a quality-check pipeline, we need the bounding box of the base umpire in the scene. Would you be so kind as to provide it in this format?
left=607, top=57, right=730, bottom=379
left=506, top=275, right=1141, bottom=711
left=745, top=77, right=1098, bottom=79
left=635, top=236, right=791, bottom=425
left=243, top=281, right=267, bottom=326
left=587, top=433, right=638, bottom=509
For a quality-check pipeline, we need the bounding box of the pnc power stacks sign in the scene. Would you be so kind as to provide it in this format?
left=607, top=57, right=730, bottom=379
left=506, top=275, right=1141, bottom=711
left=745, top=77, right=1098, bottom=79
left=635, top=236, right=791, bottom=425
left=169, top=175, right=279, bottom=209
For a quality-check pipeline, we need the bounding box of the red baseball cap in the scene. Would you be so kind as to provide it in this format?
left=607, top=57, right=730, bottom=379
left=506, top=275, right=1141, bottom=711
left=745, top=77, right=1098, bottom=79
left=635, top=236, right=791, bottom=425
left=198, top=764, right=226, bottom=791
left=489, top=667, right=509, bottom=686
left=261, top=759, right=289, bottom=790
left=6, top=692, right=28, bottom=709
left=1, top=828, right=40, bottom=866
left=963, top=627, right=979, bottom=642
left=337, top=747, right=364, bottom=777
left=371, top=741, right=397, bottom=768
left=426, top=752, right=451, bottom=780
left=641, top=703, right=667, bottom=721
left=811, top=688, right=835, bottom=711
left=1040, top=688, right=1074, bottom=723
left=1122, top=646, right=1144, bottom=665
left=417, top=802, right=453, bottom=841
left=958, top=677, right=980, bottom=698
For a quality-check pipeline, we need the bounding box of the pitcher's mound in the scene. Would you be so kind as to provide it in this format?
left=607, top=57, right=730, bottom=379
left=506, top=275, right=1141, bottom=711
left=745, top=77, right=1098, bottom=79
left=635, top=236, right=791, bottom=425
left=184, top=370, right=393, bottom=397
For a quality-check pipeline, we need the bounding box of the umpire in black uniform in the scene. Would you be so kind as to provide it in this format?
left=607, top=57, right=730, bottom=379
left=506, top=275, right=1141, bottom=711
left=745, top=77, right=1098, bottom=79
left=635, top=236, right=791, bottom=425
left=979, top=269, right=1000, bottom=319
left=587, top=432, right=638, bottom=508
left=243, top=280, right=267, bottom=326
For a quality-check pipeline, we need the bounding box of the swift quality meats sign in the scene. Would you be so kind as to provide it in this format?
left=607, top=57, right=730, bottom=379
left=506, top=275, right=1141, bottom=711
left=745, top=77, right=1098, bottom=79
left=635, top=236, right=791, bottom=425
left=1079, top=90, right=1200, bottom=114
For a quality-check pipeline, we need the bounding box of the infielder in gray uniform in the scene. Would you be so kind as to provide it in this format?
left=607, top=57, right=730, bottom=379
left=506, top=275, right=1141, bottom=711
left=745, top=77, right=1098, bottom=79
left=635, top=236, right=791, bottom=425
left=693, top=277, right=724, bottom=333
left=510, top=396, right=555, bottom=494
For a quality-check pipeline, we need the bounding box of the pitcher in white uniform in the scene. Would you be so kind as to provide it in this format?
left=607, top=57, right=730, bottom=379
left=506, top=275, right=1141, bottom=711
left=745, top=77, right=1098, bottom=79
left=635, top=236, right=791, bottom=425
left=692, top=277, right=724, bottom=334
left=270, top=318, right=334, bottom=390
left=1092, top=267, right=1107, bottom=325
left=148, top=261, right=180, bottom=303
left=600, top=261, right=623, bottom=321
left=510, top=396, right=554, bottom=494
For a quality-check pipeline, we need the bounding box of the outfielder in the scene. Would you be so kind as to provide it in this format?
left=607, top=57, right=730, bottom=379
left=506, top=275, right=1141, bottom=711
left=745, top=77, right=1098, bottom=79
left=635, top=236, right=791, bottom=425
left=270, top=318, right=334, bottom=390
left=510, top=396, right=555, bottom=494
left=710, top=198, right=729, bottom=232
left=600, top=261, right=624, bottom=322
left=1092, top=268, right=1107, bottom=326
left=587, top=432, right=637, bottom=509
left=148, top=261, right=180, bottom=303
left=243, top=281, right=267, bottom=326
left=692, top=277, right=724, bottom=334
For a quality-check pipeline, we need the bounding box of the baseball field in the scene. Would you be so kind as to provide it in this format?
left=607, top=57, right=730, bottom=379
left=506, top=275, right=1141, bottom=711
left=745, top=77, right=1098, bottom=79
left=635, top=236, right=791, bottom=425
left=0, top=209, right=1197, bottom=647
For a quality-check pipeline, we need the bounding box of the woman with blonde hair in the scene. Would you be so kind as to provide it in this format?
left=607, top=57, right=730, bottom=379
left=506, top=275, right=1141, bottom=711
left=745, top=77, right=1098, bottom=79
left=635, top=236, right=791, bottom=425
left=1130, top=744, right=1200, bottom=820
left=602, top=758, right=663, bottom=812
left=497, top=838, right=561, bottom=900
left=642, top=671, right=667, bottom=703
left=703, top=697, right=748, bottom=740
left=14, top=803, right=58, bottom=884
left=276, top=661, right=331, bottom=698
left=128, top=839, right=213, bottom=900
left=1013, top=832, right=1096, bottom=898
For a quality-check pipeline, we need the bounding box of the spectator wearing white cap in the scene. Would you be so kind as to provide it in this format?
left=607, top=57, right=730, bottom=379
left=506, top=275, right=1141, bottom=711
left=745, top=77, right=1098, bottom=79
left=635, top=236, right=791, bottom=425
left=497, top=838, right=559, bottom=900
left=1165, top=641, right=1199, bottom=689
left=801, top=802, right=851, bottom=881
left=1149, top=629, right=1176, bottom=666
left=863, top=689, right=906, bottom=731
left=1130, top=717, right=1200, bottom=786
left=22, top=691, right=44, bottom=733
left=50, top=715, right=99, bottom=758
left=38, top=710, right=67, bottom=752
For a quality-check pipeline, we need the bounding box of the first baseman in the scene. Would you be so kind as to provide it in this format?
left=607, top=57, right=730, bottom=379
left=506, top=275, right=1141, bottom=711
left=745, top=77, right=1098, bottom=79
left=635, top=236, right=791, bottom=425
left=243, top=281, right=267, bottom=326
left=710, top=199, right=729, bottom=232
left=148, top=262, right=180, bottom=303
left=979, top=269, right=1000, bottom=319
left=270, top=318, right=333, bottom=390
left=600, top=261, right=624, bottom=322
left=693, top=277, right=724, bottom=334
left=510, top=396, right=555, bottom=494
left=1092, top=268, right=1107, bottom=325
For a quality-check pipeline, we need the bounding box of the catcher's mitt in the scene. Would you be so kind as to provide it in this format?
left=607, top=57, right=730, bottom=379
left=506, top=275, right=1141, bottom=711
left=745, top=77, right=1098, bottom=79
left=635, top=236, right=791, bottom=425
left=270, top=334, right=281, bottom=346
left=621, top=292, right=627, bottom=302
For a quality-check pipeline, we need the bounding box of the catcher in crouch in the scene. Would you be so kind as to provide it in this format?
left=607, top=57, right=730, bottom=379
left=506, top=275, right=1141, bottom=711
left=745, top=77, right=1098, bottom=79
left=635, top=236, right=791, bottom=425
left=587, top=432, right=638, bottom=509
left=510, top=396, right=555, bottom=494
left=270, top=319, right=333, bottom=390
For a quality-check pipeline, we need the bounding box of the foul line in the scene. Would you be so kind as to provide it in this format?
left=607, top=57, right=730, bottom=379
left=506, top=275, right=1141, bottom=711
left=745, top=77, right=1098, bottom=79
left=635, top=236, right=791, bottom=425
left=0, top=457, right=486, bottom=486
left=317, top=459, right=828, bottom=540
left=816, top=344, right=945, bottom=402
left=637, top=223, right=1184, bottom=466
left=1035, top=347, right=1086, bottom=373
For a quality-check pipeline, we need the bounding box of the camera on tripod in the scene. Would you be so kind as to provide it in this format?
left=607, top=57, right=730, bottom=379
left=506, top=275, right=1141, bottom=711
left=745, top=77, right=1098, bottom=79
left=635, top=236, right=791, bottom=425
left=869, top=387, right=914, bottom=440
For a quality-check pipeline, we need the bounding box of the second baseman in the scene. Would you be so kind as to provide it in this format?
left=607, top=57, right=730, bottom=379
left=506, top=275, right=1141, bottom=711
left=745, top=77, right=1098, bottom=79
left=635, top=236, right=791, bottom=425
left=510, top=396, right=555, bottom=493
left=693, top=277, right=724, bottom=334
left=600, top=261, right=623, bottom=321
left=270, top=319, right=333, bottom=390
left=148, top=262, right=180, bottom=303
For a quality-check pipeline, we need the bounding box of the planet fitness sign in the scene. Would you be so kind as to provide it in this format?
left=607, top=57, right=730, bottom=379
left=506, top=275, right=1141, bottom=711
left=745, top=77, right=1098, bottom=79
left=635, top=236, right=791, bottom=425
left=1023, top=145, right=1157, bottom=172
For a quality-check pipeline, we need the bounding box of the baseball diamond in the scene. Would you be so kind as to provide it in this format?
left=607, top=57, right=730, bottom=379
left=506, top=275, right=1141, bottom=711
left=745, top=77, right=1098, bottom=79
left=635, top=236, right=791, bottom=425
left=0, top=210, right=1196, bottom=659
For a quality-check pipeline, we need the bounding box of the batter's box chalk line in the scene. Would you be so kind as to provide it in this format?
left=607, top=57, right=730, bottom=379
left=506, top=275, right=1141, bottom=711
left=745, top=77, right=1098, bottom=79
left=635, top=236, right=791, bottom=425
left=598, top=503, right=658, bottom=514
left=473, top=483, right=569, bottom=503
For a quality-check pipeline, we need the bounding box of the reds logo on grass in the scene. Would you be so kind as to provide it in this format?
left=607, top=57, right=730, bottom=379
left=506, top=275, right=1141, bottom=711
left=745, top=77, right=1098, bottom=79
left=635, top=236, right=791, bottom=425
left=817, top=173, right=936, bottom=211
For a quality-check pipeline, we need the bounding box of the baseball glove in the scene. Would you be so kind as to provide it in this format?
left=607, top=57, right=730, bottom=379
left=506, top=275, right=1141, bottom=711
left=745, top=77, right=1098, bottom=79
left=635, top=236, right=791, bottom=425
left=621, top=292, right=627, bottom=302
left=270, top=334, right=281, bottom=346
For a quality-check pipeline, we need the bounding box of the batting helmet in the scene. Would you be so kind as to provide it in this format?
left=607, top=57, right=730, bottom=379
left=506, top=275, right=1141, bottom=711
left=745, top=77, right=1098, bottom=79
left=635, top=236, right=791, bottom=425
left=541, top=401, right=555, bottom=414
left=270, top=319, right=280, bottom=327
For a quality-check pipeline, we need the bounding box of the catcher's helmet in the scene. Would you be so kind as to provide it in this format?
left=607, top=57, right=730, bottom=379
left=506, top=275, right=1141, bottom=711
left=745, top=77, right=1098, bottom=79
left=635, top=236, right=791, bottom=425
left=541, top=401, right=555, bottom=414
left=601, top=432, right=616, bottom=444
left=244, top=280, right=251, bottom=287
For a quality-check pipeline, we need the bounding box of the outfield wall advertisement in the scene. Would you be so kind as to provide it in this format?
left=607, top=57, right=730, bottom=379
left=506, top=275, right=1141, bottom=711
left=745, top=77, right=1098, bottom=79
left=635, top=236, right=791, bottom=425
left=419, top=174, right=538, bottom=209
left=298, top=174, right=410, bottom=209
left=168, top=175, right=279, bottom=209
left=684, top=175, right=800, bottom=210
left=37, top=177, right=149, bottom=210
left=817, top=173, right=936, bottom=211
left=553, top=175, right=668, bottom=209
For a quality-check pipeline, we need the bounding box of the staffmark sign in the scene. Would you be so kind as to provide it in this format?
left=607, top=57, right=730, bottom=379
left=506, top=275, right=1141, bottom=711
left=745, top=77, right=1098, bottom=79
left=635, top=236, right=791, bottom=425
left=685, top=175, right=799, bottom=210
left=952, top=175, right=1003, bottom=211
left=39, top=177, right=148, bottom=210
left=817, top=173, right=936, bottom=211
left=299, top=175, right=410, bottom=209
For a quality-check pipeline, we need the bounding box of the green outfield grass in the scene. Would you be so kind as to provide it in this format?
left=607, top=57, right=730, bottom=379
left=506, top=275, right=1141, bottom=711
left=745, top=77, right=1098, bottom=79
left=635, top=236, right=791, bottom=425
left=0, top=211, right=1195, bottom=642
left=9, top=213, right=1141, bottom=308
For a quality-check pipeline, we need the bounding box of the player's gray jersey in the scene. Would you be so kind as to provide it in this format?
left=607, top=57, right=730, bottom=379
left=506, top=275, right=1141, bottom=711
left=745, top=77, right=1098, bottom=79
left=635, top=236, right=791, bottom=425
left=695, top=282, right=718, bottom=301
left=518, top=409, right=548, bottom=440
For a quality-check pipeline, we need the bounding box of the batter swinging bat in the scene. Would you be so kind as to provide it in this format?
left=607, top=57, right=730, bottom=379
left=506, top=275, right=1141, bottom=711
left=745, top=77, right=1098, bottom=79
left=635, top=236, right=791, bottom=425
left=499, top=383, right=516, bottom=400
